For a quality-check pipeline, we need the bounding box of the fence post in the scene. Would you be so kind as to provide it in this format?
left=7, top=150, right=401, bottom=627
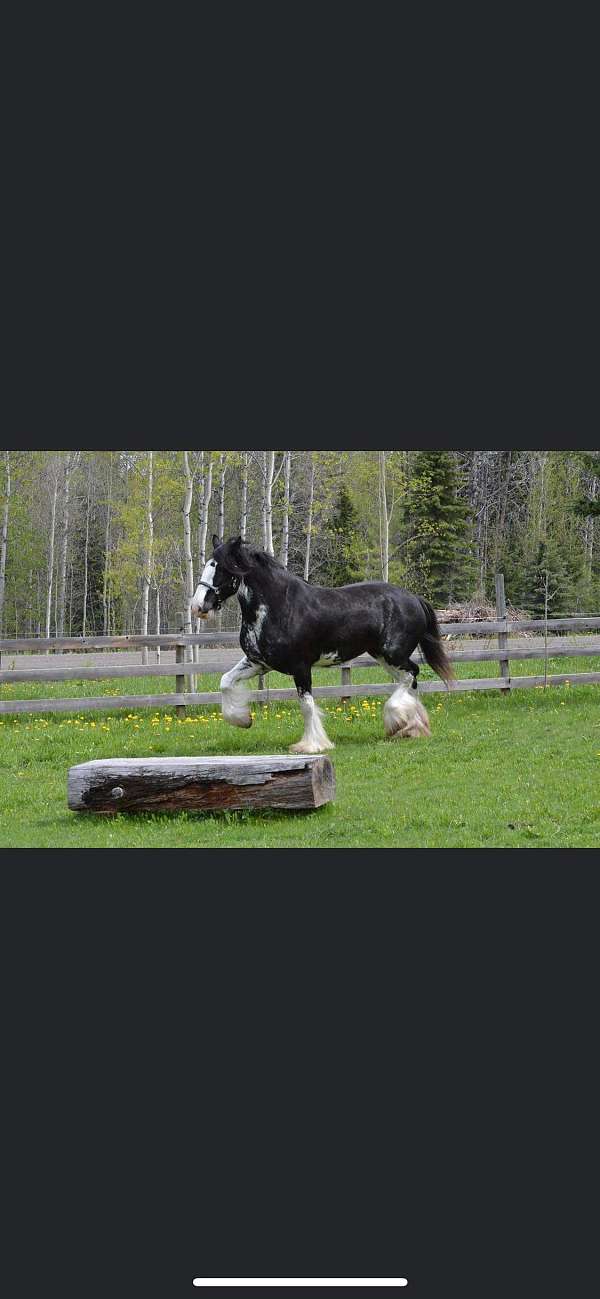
left=175, top=611, right=186, bottom=718
left=341, top=664, right=351, bottom=703
left=495, top=573, right=510, bottom=693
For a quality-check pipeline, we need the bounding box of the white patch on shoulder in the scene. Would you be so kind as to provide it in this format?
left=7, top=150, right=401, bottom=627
left=244, top=603, right=268, bottom=656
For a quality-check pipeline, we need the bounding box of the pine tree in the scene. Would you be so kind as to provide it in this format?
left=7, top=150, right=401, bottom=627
left=322, top=486, right=361, bottom=586
left=406, top=452, right=474, bottom=604
left=520, top=539, right=573, bottom=616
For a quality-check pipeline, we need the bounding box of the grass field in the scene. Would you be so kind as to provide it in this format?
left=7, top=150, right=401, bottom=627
left=1, top=657, right=599, bottom=847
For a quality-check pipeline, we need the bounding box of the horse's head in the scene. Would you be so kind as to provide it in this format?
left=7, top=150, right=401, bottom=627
left=191, top=535, right=250, bottom=619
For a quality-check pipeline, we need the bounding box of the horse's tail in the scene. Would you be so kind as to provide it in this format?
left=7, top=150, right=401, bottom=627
left=418, top=598, right=455, bottom=685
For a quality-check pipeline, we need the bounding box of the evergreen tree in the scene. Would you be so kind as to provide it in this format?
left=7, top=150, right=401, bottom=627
left=321, top=486, right=362, bottom=586
left=520, top=539, right=574, bottom=616
left=406, top=452, right=474, bottom=604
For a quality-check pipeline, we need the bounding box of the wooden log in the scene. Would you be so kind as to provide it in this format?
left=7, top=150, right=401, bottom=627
left=67, top=755, right=336, bottom=814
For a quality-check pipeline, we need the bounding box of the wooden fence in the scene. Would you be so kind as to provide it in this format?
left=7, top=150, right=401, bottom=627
left=1, top=587, right=600, bottom=717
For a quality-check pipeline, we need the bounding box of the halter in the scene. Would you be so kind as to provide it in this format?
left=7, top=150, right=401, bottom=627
left=195, top=574, right=240, bottom=611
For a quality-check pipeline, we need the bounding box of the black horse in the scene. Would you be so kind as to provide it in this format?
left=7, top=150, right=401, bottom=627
left=191, top=536, right=454, bottom=753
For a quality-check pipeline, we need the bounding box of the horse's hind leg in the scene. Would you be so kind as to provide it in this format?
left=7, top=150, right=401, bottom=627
left=376, top=656, right=431, bottom=739
left=289, top=670, right=334, bottom=754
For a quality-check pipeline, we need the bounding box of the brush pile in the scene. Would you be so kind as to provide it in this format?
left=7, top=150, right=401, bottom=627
left=436, top=600, right=529, bottom=624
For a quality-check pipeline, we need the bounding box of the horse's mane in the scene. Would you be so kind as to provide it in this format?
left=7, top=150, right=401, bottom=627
left=244, top=545, right=288, bottom=574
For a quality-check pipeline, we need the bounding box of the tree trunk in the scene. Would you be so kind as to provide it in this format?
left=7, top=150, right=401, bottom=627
left=155, top=585, right=161, bottom=665
left=197, top=452, right=213, bottom=570
left=378, top=450, right=389, bottom=581
left=0, top=451, right=11, bottom=636
left=195, top=452, right=213, bottom=665
left=68, top=562, right=74, bottom=635
left=141, top=451, right=154, bottom=666
left=45, top=465, right=59, bottom=640
left=182, top=451, right=196, bottom=683
left=264, top=450, right=275, bottom=555
left=57, top=452, right=74, bottom=637
left=261, top=451, right=268, bottom=549
left=102, top=454, right=113, bottom=636
left=82, top=464, right=91, bottom=637
left=240, top=452, right=248, bottom=540
left=218, top=453, right=226, bottom=540
left=182, top=451, right=194, bottom=625
left=280, top=450, right=291, bottom=566
left=585, top=476, right=596, bottom=577
left=303, top=453, right=315, bottom=580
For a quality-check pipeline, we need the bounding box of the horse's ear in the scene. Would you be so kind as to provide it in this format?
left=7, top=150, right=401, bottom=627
left=212, top=533, right=220, bottom=550
left=231, top=536, right=243, bottom=551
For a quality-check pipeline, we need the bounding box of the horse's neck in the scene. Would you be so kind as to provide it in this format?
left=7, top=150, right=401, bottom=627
left=238, top=563, right=293, bottom=618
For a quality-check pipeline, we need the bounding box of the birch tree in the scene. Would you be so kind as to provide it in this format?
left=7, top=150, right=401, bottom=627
left=0, top=451, right=11, bottom=635
left=45, top=458, right=59, bottom=639
left=141, top=452, right=154, bottom=665
left=82, top=458, right=92, bottom=636
left=57, top=451, right=75, bottom=637
left=217, top=452, right=227, bottom=541
left=102, top=453, right=114, bottom=636
left=303, top=453, right=315, bottom=580
left=197, top=451, right=213, bottom=571
left=182, top=451, right=194, bottom=630
left=182, top=450, right=196, bottom=682
left=240, top=452, right=249, bottom=540
left=378, top=451, right=390, bottom=582
left=253, top=451, right=283, bottom=555
left=280, top=450, right=291, bottom=566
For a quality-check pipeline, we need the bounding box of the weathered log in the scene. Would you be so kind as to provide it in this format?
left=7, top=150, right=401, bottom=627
left=67, top=755, right=336, bottom=814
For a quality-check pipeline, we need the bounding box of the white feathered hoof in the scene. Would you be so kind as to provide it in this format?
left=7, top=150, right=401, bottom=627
left=289, top=738, right=335, bottom=754
left=383, top=687, right=431, bottom=739
left=221, top=690, right=253, bottom=729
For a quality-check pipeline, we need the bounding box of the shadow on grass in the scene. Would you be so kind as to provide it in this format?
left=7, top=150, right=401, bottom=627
left=68, top=803, right=336, bottom=827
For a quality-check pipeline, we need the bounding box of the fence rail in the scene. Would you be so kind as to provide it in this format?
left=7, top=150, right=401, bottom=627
left=3, top=617, right=600, bottom=656
left=1, top=590, right=600, bottom=716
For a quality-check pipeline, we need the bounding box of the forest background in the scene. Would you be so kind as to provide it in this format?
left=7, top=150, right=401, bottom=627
left=1, top=449, right=599, bottom=640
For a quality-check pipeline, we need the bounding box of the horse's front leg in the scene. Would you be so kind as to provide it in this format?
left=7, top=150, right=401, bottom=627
left=289, top=670, right=335, bottom=754
left=219, top=656, right=262, bottom=728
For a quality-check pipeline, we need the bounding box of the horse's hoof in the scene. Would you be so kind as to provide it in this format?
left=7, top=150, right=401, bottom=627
left=289, top=741, right=335, bottom=755
left=224, top=712, right=253, bottom=729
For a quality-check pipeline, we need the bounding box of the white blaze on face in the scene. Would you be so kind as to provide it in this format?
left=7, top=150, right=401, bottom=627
left=191, top=560, right=216, bottom=617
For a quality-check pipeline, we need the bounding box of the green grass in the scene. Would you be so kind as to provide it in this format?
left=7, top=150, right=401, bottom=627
left=1, top=674, right=599, bottom=847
